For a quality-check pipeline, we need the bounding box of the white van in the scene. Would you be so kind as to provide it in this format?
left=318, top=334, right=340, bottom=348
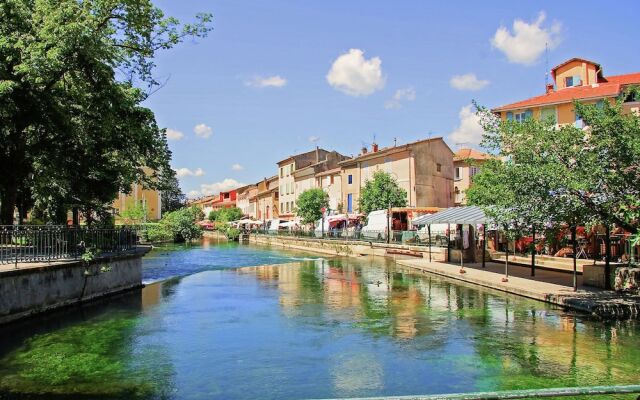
left=267, top=219, right=284, bottom=233
left=361, top=210, right=389, bottom=240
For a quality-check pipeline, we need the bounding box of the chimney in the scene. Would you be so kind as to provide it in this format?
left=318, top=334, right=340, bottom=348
left=372, top=143, right=379, bottom=153
left=315, top=146, right=319, bottom=162
left=546, top=83, right=554, bottom=94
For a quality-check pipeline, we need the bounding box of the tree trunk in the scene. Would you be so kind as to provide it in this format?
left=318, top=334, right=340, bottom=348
left=0, top=181, right=18, bottom=225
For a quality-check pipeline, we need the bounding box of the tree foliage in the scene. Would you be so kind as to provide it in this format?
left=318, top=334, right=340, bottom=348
left=296, top=188, right=329, bottom=224
left=359, top=171, right=407, bottom=215
left=0, top=0, right=212, bottom=224
left=150, top=206, right=203, bottom=243
left=161, top=170, right=186, bottom=214
left=120, top=202, right=147, bottom=225
left=468, top=93, right=640, bottom=234
left=208, top=207, right=243, bottom=222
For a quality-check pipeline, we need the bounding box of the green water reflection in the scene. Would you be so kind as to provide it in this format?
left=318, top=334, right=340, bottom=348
left=0, top=245, right=638, bottom=399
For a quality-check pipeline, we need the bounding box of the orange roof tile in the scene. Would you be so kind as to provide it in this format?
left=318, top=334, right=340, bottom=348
left=454, top=148, right=492, bottom=161
left=493, top=72, right=640, bottom=112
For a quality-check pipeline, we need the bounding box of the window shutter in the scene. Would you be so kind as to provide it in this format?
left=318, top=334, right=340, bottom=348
left=506, top=112, right=513, bottom=121
left=574, top=75, right=581, bottom=85
left=596, top=100, right=604, bottom=109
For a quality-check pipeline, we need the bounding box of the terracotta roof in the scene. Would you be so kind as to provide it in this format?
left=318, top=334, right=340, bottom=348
left=493, top=72, right=640, bottom=112
left=339, top=137, right=451, bottom=165
left=454, top=148, right=492, bottom=161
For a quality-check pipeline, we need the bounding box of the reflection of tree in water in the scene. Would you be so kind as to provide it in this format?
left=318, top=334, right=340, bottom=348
left=0, top=286, right=177, bottom=399
left=467, top=300, right=640, bottom=395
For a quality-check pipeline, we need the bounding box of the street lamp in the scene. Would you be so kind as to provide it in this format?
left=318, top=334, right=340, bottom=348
left=321, top=207, right=326, bottom=238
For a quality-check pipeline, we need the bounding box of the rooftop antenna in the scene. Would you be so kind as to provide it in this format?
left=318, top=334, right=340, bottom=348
left=545, top=42, right=549, bottom=88
left=373, top=133, right=377, bottom=144
left=393, top=137, right=397, bottom=147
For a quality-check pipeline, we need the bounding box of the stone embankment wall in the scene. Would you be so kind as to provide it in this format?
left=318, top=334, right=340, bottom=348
left=0, top=248, right=148, bottom=325
left=250, top=234, right=446, bottom=260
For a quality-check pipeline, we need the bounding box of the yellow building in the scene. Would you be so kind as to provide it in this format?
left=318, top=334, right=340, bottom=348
left=112, top=183, right=162, bottom=222
left=493, top=58, right=640, bottom=124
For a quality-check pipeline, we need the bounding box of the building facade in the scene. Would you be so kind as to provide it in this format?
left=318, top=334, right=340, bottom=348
left=338, top=138, right=454, bottom=213
left=112, top=183, right=162, bottom=222
left=493, top=58, right=640, bottom=124
left=453, top=148, right=492, bottom=206
left=277, top=147, right=331, bottom=221
left=236, top=184, right=258, bottom=219
left=315, top=168, right=342, bottom=212
left=256, top=176, right=279, bottom=221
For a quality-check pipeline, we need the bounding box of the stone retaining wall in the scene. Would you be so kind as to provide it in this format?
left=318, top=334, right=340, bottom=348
left=250, top=234, right=447, bottom=260
left=0, top=248, right=148, bottom=325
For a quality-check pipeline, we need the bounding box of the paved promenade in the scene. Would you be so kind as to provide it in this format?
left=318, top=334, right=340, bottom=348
left=395, top=258, right=640, bottom=319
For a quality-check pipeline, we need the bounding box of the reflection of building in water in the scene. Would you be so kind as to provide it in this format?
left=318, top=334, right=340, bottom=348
left=324, top=263, right=362, bottom=317
left=141, top=282, right=163, bottom=310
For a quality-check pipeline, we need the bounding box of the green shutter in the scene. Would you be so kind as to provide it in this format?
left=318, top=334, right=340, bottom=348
left=506, top=112, right=513, bottom=121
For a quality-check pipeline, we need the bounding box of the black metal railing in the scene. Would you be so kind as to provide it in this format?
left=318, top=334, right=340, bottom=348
left=249, top=228, right=451, bottom=248
left=0, top=225, right=138, bottom=266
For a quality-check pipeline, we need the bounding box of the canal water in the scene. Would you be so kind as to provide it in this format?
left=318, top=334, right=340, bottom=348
left=0, top=240, right=638, bottom=399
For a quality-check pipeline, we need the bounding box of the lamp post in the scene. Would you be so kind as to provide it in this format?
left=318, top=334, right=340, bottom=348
left=321, top=207, right=326, bottom=238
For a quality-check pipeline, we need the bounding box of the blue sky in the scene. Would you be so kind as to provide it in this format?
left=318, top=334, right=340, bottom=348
left=144, top=0, right=640, bottom=198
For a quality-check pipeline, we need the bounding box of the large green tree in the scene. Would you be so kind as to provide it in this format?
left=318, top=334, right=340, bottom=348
left=296, top=188, right=329, bottom=224
left=359, top=170, right=407, bottom=215
left=0, top=0, right=212, bottom=224
left=468, top=92, right=640, bottom=234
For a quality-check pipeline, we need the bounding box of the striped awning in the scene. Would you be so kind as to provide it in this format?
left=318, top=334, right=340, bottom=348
left=412, top=206, right=490, bottom=225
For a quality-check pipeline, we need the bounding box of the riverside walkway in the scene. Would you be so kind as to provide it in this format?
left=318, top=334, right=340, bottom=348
left=395, top=257, right=640, bottom=318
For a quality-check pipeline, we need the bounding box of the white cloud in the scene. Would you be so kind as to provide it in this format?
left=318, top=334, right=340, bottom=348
left=308, top=136, right=319, bottom=143
left=194, top=123, right=212, bottom=139
left=491, top=12, right=561, bottom=65
left=384, top=87, right=416, bottom=109
left=175, top=167, right=205, bottom=178
left=450, top=74, right=490, bottom=91
left=448, top=105, right=485, bottom=146
left=165, top=128, right=184, bottom=141
left=199, top=179, right=245, bottom=196
left=326, top=48, right=385, bottom=96
left=245, top=75, right=287, bottom=88
left=231, top=163, right=244, bottom=171
left=187, top=190, right=201, bottom=199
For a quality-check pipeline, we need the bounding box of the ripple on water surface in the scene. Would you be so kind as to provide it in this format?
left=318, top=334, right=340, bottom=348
left=0, top=241, right=638, bottom=400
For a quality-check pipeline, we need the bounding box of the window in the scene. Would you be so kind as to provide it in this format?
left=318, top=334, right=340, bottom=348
left=575, top=112, right=584, bottom=128
left=469, top=166, right=480, bottom=178
left=347, top=194, right=353, bottom=213
left=348, top=174, right=353, bottom=184
left=508, top=110, right=533, bottom=122
left=330, top=175, right=334, bottom=185
left=565, top=75, right=581, bottom=87
left=280, top=168, right=283, bottom=178
left=286, top=202, right=289, bottom=213
left=436, top=164, right=441, bottom=173
left=540, top=107, right=556, bottom=123
left=280, top=202, right=283, bottom=212
left=454, top=167, right=461, bottom=181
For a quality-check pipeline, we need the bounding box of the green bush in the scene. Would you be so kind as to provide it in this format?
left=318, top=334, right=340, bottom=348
left=146, top=206, right=203, bottom=243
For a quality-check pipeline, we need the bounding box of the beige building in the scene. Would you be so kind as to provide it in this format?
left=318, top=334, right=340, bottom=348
left=112, top=183, right=162, bottom=222
left=453, top=148, right=492, bottom=206
left=290, top=151, right=349, bottom=216
left=277, top=147, right=331, bottom=221
left=338, top=138, right=454, bottom=213
left=236, top=184, right=258, bottom=219
left=315, top=168, right=342, bottom=212
left=255, top=176, right=279, bottom=221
